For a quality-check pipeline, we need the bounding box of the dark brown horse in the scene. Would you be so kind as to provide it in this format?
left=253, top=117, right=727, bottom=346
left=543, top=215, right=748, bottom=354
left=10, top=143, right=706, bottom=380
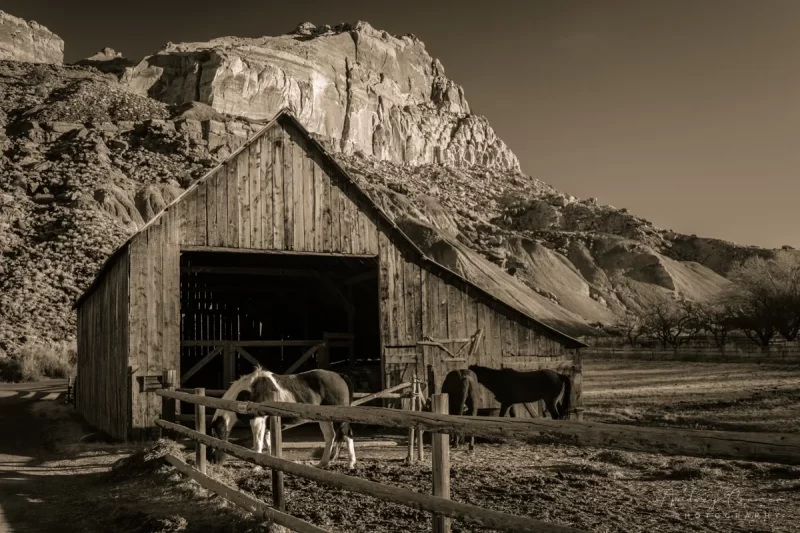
left=467, top=365, right=572, bottom=420
left=440, top=369, right=481, bottom=450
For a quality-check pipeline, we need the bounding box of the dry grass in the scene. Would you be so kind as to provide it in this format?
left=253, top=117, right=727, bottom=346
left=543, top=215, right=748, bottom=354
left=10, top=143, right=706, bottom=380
left=0, top=338, right=76, bottom=382
left=581, top=359, right=800, bottom=433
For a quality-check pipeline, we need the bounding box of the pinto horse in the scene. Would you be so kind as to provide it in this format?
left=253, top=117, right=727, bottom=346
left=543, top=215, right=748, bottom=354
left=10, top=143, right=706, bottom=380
left=468, top=365, right=572, bottom=420
left=440, top=369, right=480, bottom=450
left=209, top=367, right=356, bottom=469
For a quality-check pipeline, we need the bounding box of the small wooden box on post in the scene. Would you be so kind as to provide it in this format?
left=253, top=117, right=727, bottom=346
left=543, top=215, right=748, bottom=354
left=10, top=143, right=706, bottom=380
left=431, top=393, right=451, bottom=533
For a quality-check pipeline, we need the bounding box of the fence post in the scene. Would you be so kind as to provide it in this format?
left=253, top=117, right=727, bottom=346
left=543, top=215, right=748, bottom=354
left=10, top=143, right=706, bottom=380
left=431, top=393, right=451, bottom=533
left=406, top=376, right=416, bottom=463
left=161, top=370, right=177, bottom=439
left=195, top=388, right=207, bottom=474
left=416, top=379, right=425, bottom=461
left=269, top=415, right=285, bottom=511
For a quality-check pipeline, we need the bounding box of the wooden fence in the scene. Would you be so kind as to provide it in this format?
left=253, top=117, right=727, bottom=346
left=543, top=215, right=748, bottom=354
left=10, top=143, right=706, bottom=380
left=156, top=388, right=585, bottom=533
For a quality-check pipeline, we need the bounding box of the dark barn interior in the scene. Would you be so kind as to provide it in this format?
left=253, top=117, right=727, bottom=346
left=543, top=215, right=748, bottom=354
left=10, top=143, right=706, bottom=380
left=178, top=250, right=382, bottom=398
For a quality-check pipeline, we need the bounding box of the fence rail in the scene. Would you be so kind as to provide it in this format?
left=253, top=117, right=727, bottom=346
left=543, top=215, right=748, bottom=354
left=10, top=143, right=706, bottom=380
left=156, top=387, right=585, bottom=533
left=156, top=389, right=800, bottom=465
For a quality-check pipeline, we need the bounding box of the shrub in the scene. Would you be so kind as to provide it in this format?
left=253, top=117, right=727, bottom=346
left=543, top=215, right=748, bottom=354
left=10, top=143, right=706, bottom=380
left=0, top=339, right=76, bottom=382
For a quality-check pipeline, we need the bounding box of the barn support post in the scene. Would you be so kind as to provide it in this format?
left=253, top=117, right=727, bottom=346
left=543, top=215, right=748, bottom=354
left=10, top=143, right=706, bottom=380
left=160, top=370, right=178, bottom=439
left=431, top=393, right=451, bottom=533
left=269, top=415, right=285, bottom=511
left=416, top=379, right=425, bottom=461
left=406, top=376, right=417, bottom=463
left=195, top=388, right=207, bottom=474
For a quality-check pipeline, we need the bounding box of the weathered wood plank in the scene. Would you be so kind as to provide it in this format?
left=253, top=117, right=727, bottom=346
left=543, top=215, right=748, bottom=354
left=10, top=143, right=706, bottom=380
left=149, top=220, right=164, bottom=436
left=196, top=180, right=207, bottom=246
left=340, top=182, right=352, bottom=254
left=261, top=134, right=273, bottom=249
left=292, top=130, right=305, bottom=251
left=321, top=157, right=332, bottom=252
left=283, top=128, right=294, bottom=250
left=251, top=136, right=262, bottom=249
left=217, top=163, right=228, bottom=247
left=312, top=151, right=323, bottom=252
left=302, top=145, right=314, bottom=251
left=228, top=151, right=241, bottom=248
left=205, top=172, right=218, bottom=247
left=378, top=233, right=393, bottom=346
left=272, top=132, right=285, bottom=249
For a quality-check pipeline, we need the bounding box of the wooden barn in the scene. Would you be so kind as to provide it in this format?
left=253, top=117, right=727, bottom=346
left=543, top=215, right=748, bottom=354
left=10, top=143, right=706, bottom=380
left=73, top=109, right=587, bottom=441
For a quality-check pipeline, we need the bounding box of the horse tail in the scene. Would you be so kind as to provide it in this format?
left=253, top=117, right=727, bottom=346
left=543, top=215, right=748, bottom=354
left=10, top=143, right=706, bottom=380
left=458, top=374, right=471, bottom=415
left=335, top=372, right=355, bottom=443
left=559, top=374, right=572, bottom=420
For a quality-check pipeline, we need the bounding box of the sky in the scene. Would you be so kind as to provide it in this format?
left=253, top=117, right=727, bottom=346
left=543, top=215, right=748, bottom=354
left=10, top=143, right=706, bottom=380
left=4, top=0, right=799, bottom=249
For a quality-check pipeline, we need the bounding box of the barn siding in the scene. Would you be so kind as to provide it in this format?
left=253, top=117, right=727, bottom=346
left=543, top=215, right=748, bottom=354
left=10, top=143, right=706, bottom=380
left=76, top=247, right=129, bottom=440
left=82, top=114, right=581, bottom=439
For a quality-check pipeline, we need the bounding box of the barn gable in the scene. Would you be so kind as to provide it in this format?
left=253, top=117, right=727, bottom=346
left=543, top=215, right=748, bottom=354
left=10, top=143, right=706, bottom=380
left=75, top=109, right=586, bottom=440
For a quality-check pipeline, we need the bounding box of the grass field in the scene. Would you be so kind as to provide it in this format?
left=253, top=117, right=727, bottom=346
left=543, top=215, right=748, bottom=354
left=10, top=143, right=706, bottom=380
left=3, top=358, right=800, bottom=533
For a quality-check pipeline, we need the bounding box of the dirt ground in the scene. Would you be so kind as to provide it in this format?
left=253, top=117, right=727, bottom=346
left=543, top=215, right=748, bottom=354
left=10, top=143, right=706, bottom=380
left=1, top=359, right=799, bottom=533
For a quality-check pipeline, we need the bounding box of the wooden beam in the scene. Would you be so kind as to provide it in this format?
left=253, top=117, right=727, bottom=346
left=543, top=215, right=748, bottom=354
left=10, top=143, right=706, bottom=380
left=181, top=340, right=325, bottom=348
left=352, top=382, right=413, bottom=407
left=157, top=421, right=583, bottom=533
left=181, top=266, right=321, bottom=277
left=180, top=346, right=224, bottom=384
left=180, top=245, right=378, bottom=260
left=234, top=346, right=261, bottom=368
left=164, top=454, right=328, bottom=533
left=157, top=389, right=800, bottom=466
left=283, top=343, right=324, bottom=374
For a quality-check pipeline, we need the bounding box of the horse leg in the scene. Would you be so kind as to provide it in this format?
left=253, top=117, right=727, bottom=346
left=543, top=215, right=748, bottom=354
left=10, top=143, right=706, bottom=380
left=316, top=421, right=335, bottom=468
left=344, top=432, right=356, bottom=469
left=499, top=403, right=512, bottom=417
left=544, top=399, right=559, bottom=419
left=250, top=417, right=267, bottom=472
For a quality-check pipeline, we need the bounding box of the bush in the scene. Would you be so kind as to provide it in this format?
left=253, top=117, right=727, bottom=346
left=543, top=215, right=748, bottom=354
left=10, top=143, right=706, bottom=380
left=0, top=339, right=76, bottom=382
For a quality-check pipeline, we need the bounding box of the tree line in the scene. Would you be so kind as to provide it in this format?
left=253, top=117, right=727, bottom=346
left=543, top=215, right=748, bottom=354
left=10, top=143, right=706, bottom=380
left=611, top=250, right=800, bottom=350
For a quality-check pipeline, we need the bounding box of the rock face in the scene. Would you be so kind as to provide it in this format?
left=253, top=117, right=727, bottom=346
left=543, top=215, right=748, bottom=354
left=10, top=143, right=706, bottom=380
left=0, top=11, right=63, bottom=64
left=120, top=21, right=519, bottom=170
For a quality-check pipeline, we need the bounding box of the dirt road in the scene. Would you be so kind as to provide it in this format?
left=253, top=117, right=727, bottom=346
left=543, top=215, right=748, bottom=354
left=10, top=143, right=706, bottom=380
left=0, top=380, right=123, bottom=533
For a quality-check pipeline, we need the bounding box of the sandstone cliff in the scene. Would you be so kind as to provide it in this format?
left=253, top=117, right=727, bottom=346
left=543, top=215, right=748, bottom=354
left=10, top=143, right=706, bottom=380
left=119, top=21, right=518, bottom=170
left=0, top=11, right=63, bottom=64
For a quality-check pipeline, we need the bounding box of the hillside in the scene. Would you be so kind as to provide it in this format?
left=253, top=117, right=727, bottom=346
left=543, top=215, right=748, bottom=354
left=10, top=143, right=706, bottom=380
left=0, top=16, right=787, bottom=356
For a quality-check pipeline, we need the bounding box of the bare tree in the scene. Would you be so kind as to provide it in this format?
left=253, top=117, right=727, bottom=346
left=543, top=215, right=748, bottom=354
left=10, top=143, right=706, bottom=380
left=723, top=250, right=800, bottom=345
left=613, top=313, right=644, bottom=346
left=641, top=293, right=700, bottom=349
left=694, top=301, right=736, bottom=350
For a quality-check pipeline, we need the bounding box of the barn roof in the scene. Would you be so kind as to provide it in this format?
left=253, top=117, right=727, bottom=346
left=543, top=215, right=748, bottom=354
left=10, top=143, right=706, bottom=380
left=74, top=109, right=588, bottom=349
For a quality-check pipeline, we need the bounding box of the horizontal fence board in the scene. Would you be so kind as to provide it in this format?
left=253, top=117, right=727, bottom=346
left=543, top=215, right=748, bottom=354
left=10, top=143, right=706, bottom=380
left=157, top=390, right=800, bottom=465
left=157, top=420, right=581, bottom=533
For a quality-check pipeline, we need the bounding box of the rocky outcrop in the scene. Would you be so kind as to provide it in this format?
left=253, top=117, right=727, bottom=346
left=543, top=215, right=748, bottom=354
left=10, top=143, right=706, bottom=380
left=0, top=11, right=63, bottom=64
left=120, top=21, right=519, bottom=170
left=74, top=47, right=136, bottom=76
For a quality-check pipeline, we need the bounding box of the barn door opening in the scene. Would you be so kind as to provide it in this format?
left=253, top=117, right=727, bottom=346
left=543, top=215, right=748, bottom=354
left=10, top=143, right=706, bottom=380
left=178, top=250, right=381, bottom=394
